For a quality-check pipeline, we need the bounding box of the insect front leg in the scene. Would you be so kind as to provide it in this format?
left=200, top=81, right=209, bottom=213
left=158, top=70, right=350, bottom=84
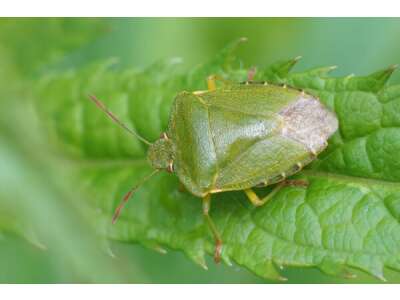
left=244, top=179, right=308, bottom=207
left=247, top=66, right=257, bottom=81
left=207, top=75, right=218, bottom=91
left=202, top=194, right=223, bottom=263
left=206, top=75, right=233, bottom=91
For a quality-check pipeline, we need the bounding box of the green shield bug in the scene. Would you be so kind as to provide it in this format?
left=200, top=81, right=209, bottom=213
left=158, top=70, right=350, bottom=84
left=89, top=68, right=338, bottom=263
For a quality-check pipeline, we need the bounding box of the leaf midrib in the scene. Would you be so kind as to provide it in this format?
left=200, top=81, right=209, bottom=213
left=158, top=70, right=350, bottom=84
left=302, top=170, right=400, bottom=187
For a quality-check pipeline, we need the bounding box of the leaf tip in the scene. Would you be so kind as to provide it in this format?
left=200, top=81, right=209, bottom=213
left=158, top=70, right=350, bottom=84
left=278, top=275, right=288, bottom=282
left=154, top=245, right=168, bottom=255
left=328, top=65, right=338, bottom=71
left=27, top=236, right=47, bottom=251
left=221, top=252, right=233, bottom=267
left=186, top=249, right=208, bottom=271
left=275, top=56, right=302, bottom=77
left=308, top=65, right=338, bottom=77
left=21, top=229, right=47, bottom=251
left=257, top=261, right=287, bottom=281
left=290, top=56, right=302, bottom=67
left=106, top=246, right=116, bottom=258
left=343, top=270, right=357, bottom=280
left=201, top=263, right=209, bottom=271
left=374, top=271, right=387, bottom=282
left=294, top=55, right=302, bottom=62
left=379, top=64, right=398, bottom=79
left=368, top=64, right=398, bottom=88
left=389, top=63, right=398, bottom=70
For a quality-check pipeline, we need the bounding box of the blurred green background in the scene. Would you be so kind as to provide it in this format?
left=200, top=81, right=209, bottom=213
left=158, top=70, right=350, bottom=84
left=1, top=18, right=400, bottom=283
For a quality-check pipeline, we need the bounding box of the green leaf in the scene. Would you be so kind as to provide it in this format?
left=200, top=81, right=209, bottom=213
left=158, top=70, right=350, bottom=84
left=33, top=41, right=400, bottom=281
left=0, top=18, right=106, bottom=75
left=0, top=101, right=141, bottom=282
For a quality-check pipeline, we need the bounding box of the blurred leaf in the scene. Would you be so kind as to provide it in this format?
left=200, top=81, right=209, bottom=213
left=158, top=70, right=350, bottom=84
left=0, top=99, right=144, bottom=282
left=0, top=18, right=106, bottom=75
left=0, top=22, right=140, bottom=280
left=33, top=41, right=400, bottom=282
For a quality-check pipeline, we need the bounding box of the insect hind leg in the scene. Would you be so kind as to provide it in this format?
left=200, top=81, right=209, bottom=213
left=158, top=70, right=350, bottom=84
left=202, top=194, right=223, bottom=263
left=244, top=179, right=308, bottom=207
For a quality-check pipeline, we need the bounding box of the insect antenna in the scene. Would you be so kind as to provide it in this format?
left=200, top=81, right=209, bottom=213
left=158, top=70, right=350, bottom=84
left=88, top=95, right=152, bottom=146
left=112, top=169, right=160, bottom=224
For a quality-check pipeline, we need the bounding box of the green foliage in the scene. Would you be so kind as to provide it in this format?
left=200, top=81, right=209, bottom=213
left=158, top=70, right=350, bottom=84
left=33, top=39, right=400, bottom=282
left=0, top=18, right=106, bottom=75
left=0, top=102, right=139, bottom=282
left=0, top=19, right=140, bottom=283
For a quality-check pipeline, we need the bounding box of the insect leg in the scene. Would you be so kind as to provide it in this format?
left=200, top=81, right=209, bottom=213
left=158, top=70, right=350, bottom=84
left=207, top=75, right=217, bottom=91
left=247, top=66, right=257, bottom=81
left=202, top=194, right=223, bottom=263
left=178, top=182, right=186, bottom=193
left=244, top=180, right=308, bottom=207
left=244, top=184, right=285, bottom=207
left=207, top=75, right=232, bottom=91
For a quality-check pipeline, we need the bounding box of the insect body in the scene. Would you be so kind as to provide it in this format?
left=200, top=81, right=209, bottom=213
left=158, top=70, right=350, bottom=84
left=89, top=74, right=338, bottom=263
